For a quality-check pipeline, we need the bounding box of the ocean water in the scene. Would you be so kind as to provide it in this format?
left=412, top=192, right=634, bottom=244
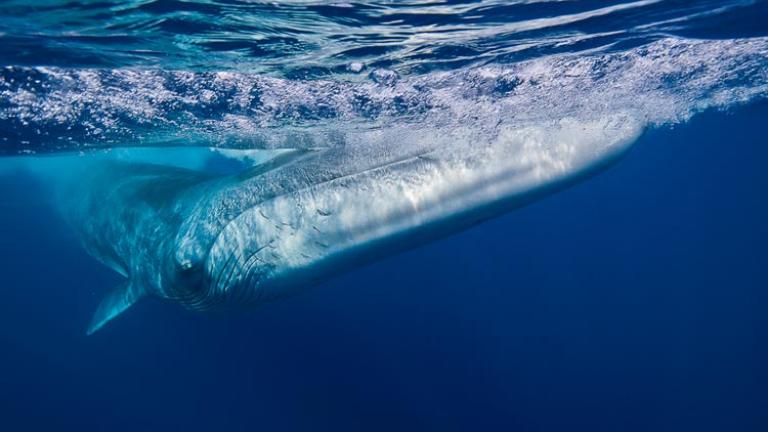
left=1, top=1, right=767, bottom=431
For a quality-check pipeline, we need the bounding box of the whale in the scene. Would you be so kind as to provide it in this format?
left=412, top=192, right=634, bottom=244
left=55, top=116, right=642, bottom=334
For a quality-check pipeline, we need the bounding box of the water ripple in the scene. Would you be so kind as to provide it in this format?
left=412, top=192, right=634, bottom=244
left=0, top=0, right=765, bottom=75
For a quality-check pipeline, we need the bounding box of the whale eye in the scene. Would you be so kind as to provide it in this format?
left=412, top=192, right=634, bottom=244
left=174, top=238, right=206, bottom=273
left=173, top=216, right=215, bottom=274
left=164, top=233, right=210, bottom=305
left=176, top=257, right=195, bottom=272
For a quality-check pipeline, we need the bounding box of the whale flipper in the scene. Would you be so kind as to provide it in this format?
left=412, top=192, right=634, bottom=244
left=87, top=281, right=143, bottom=335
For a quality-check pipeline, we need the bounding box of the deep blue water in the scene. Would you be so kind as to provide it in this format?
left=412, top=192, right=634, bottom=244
left=1, top=1, right=768, bottom=431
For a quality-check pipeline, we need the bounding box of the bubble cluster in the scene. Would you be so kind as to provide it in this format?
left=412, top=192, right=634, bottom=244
left=0, top=36, right=766, bottom=155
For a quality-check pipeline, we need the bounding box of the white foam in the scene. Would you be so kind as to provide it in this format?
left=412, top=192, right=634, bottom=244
left=0, top=36, right=766, bottom=156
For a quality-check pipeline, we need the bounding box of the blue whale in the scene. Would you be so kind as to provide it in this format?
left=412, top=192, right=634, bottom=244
left=57, top=118, right=641, bottom=334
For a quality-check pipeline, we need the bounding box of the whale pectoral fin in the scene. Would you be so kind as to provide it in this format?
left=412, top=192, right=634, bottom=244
left=86, top=281, right=143, bottom=335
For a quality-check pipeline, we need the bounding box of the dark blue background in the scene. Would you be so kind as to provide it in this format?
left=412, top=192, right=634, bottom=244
left=1, top=101, right=767, bottom=431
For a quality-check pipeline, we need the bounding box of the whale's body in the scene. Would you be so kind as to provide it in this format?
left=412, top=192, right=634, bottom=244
left=61, top=117, right=641, bottom=334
